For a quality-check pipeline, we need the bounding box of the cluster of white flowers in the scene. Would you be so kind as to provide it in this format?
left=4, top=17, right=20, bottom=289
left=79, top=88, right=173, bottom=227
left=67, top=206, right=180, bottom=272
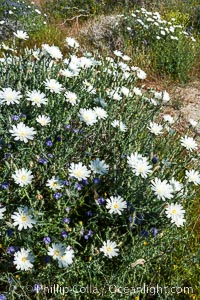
left=48, top=243, right=74, bottom=268
left=123, top=8, right=196, bottom=43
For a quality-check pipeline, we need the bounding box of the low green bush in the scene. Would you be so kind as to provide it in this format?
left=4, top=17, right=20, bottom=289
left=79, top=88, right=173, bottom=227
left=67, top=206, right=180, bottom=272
left=115, top=8, right=198, bottom=82
left=0, top=32, right=199, bottom=299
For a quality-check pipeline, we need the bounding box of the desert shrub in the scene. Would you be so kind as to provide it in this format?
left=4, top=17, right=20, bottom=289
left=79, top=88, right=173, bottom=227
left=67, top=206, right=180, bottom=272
left=0, top=0, right=47, bottom=41
left=115, top=8, right=198, bottom=82
left=0, top=33, right=199, bottom=300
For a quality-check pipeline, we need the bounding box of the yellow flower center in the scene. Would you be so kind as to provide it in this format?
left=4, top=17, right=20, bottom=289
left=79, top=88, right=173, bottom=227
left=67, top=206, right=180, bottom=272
left=171, top=209, right=177, bottom=215
left=21, top=175, right=27, bottom=181
left=85, top=115, right=91, bottom=121
left=113, top=203, right=119, bottom=209
left=53, top=182, right=58, bottom=187
left=21, top=215, right=27, bottom=222
left=21, top=256, right=27, bottom=262
left=74, top=170, right=82, bottom=177
left=33, top=96, right=39, bottom=102
left=54, top=250, right=60, bottom=257
left=106, top=246, right=112, bottom=252
left=19, top=131, right=26, bottom=137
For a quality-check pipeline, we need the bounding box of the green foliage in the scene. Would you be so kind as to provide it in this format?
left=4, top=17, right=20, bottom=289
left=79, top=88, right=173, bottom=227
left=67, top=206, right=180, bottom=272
left=0, top=36, right=199, bottom=299
left=0, top=0, right=47, bottom=40
left=115, top=8, right=198, bottom=82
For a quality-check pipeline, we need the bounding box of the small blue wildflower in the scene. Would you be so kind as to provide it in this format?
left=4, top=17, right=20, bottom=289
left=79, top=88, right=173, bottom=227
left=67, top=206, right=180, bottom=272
left=88, top=230, right=93, bottom=236
left=97, top=197, right=105, bottom=205
left=87, top=211, right=93, bottom=217
left=12, top=115, right=19, bottom=121
left=0, top=294, right=6, bottom=300
left=75, top=183, right=82, bottom=191
left=38, top=158, right=48, bottom=164
left=47, top=153, right=54, bottom=158
left=61, top=231, right=68, bottom=238
left=152, top=156, right=158, bottom=164
left=93, top=178, right=100, bottom=184
left=53, top=192, right=62, bottom=199
left=0, top=182, right=9, bottom=189
left=46, top=140, right=53, bottom=147
left=6, top=229, right=13, bottom=237
left=63, top=217, right=70, bottom=224
left=151, top=228, right=158, bottom=237
left=43, top=237, right=51, bottom=244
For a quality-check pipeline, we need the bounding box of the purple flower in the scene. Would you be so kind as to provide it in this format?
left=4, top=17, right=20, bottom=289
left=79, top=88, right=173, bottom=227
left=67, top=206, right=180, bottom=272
left=6, top=229, right=13, bottom=237
left=65, top=124, right=71, bottom=130
left=38, top=158, right=48, bottom=164
left=88, top=229, right=93, bottom=236
left=0, top=294, right=6, bottom=300
left=20, top=114, right=26, bottom=119
left=93, top=178, right=100, bottom=184
left=128, top=216, right=133, bottom=223
left=5, top=153, right=11, bottom=159
left=44, top=256, right=51, bottom=263
left=7, top=246, right=17, bottom=254
left=56, top=136, right=61, bottom=142
left=151, top=228, right=158, bottom=237
left=141, top=230, right=148, bottom=237
left=97, top=197, right=105, bottom=205
left=81, top=179, right=89, bottom=185
left=84, top=234, right=89, bottom=240
left=33, top=284, right=43, bottom=294
left=65, top=207, right=70, bottom=213
left=0, top=182, right=9, bottom=189
left=63, top=180, right=69, bottom=186
left=75, top=183, right=82, bottom=191
left=152, top=156, right=158, bottom=164
left=53, top=192, right=62, bottom=199
left=47, top=153, right=54, bottom=158
left=43, top=236, right=51, bottom=244
left=61, top=231, right=68, bottom=238
left=12, top=115, right=19, bottom=121
left=46, top=140, right=53, bottom=147
left=63, top=217, right=70, bottom=224
left=87, top=211, right=93, bottom=217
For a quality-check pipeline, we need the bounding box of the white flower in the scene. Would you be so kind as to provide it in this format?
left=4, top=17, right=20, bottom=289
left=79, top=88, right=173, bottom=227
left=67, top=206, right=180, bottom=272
left=113, top=50, right=123, bottom=57
left=27, top=90, right=48, bottom=107
left=46, top=177, right=63, bottom=191
left=65, top=91, right=78, bottom=106
left=111, top=120, right=127, bottom=132
left=107, top=90, right=122, bottom=101
left=58, top=247, right=75, bottom=268
left=90, top=158, right=109, bottom=175
left=151, top=178, right=173, bottom=200
left=0, top=87, right=22, bottom=105
left=162, top=90, right=170, bottom=102
left=185, top=170, right=200, bottom=185
left=165, top=203, right=185, bottom=227
left=36, top=115, right=51, bottom=126
left=100, top=240, right=119, bottom=258
left=127, top=152, right=143, bottom=168
left=14, top=30, right=29, bottom=40
left=132, top=159, right=152, bottom=178
left=93, top=107, right=108, bottom=120
left=163, top=114, right=174, bottom=124
left=122, top=55, right=131, bottom=61
left=106, top=195, right=127, bottom=215
left=44, top=79, right=63, bottom=94
left=42, top=44, right=63, bottom=59
left=9, top=122, right=36, bottom=143
left=48, top=243, right=74, bottom=268
left=169, top=178, right=183, bottom=192
left=121, top=86, right=131, bottom=97
left=148, top=122, right=163, bottom=135
left=180, top=136, right=198, bottom=151
left=136, top=69, right=147, bottom=80
left=66, top=37, right=79, bottom=48
left=48, top=243, right=65, bottom=260
left=79, top=108, right=97, bottom=126
left=11, top=207, right=36, bottom=231
left=0, top=207, right=6, bottom=219
left=12, top=168, right=33, bottom=187
left=69, top=162, right=91, bottom=180
left=133, top=87, right=142, bottom=96
left=189, top=119, right=198, bottom=127
left=14, top=248, right=34, bottom=270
